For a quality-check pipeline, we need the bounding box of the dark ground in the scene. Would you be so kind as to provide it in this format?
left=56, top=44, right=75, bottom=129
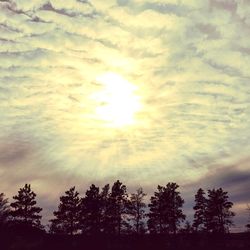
left=1, top=226, right=250, bottom=250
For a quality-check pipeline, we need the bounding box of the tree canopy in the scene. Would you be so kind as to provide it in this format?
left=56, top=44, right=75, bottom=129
left=50, top=187, right=81, bottom=235
left=148, top=183, right=185, bottom=234
left=206, top=188, right=235, bottom=233
left=10, top=184, right=42, bottom=228
left=193, top=188, right=207, bottom=232
left=105, top=180, right=129, bottom=235
left=80, top=184, right=103, bottom=234
left=0, top=193, right=10, bottom=229
left=0, top=182, right=239, bottom=235
left=128, top=187, right=147, bottom=234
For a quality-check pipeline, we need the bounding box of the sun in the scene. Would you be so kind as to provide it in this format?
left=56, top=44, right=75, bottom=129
left=92, top=72, right=142, bottom=128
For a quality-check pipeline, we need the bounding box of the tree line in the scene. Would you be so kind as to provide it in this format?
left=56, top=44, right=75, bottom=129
left=0, top=180, right=247, bottom=236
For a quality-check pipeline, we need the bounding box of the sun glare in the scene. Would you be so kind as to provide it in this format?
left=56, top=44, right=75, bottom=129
left=93, top=72, right=142, bottom=128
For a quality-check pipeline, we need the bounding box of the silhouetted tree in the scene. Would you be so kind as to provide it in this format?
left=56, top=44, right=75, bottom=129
left=100, top=184, right=111, bottom=234
left=128, top=187, right=147, bottom=234
left=246, top=204, right=250, bottom=232
left=206, top=188, right=235, bottom=233
left=80, top=184, right=103, bottom=234
left=10, top=184, right=42, bottom=228
left=180, top=221, right=193, bottom=234
left=148, top=183, right=185, bottom=234
left=0, top=193, right=10, bottom=229
left=49, top=218, right=64, bottom=234
left=50, top=187, right=81, bottom=235
left=193, top=188, right=207, bottom=232
left=105, top=180, right=129, bottom=235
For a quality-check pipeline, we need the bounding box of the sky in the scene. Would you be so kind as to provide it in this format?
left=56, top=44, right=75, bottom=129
left=0, top=0, right=250, bottom=231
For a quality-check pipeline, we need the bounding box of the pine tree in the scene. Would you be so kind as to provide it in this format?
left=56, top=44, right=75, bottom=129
left=148, top=183, right=185, bottom=234
left=147, top=185, right=162, bottom=234
left=106, top=180, right=129, bottom=235
left=193, top=188, right=207, bottom=232
left=206, top=188, right=235, bottom=233
left=128, top=187, right=147, bottom=234
left=80, top=184, right=103, bottom=234
left=246, top=204, right=250, bottom=232
left=180, top=221, right=193, bottom=234
left=50, top=187, right=81, bottom=235
left=10, top=184, right=42, bottom=227
left=0, top=193, right=10, bottom=229
left=100, top=184, right=111, bottom=234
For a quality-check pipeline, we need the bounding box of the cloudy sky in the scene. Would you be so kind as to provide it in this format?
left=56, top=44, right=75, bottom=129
left=0, top=0, right=250, bottom=231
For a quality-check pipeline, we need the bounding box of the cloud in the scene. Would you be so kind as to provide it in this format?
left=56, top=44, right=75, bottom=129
left=180, top=157, right=250, bottom=231
left=209, top=0, right=237, bottom=13
left=0, top=0, right=250, bottom=230
left=0, top=139, right=31, bottom=165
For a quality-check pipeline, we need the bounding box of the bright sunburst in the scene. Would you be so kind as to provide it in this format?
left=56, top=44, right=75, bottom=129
left=92, top=72, right=142, bottom=128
